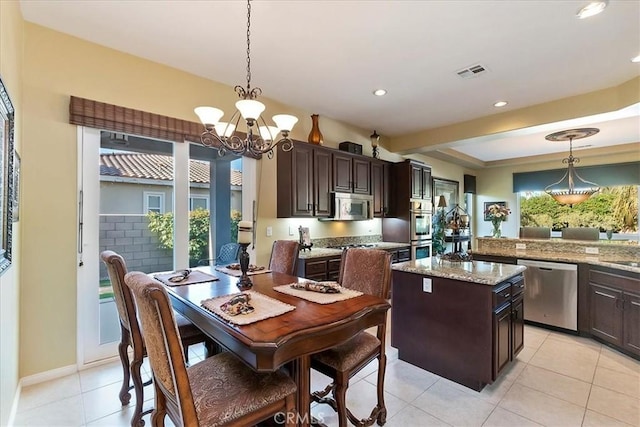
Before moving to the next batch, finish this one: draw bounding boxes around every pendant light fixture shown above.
[194,0,298,159]
[544,128,600,207]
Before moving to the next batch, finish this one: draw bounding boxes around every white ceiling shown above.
[19,0,640,165]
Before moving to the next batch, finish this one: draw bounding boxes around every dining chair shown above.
[197,242,241,266]
[269,240,300,275]
[124,271,297,427]
[310,248,392,427]
[100,250,214,427]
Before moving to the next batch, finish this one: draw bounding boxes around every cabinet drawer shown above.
[327,271,340,281]
[511,276,525,297]
[397,248,411,262]
[328,258,341,272]
[493,283,512,308]
[305,260,328,275]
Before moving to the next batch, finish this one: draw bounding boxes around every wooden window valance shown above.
[69,96,203,143]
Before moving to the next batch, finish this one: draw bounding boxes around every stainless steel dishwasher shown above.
[517,259,578,331]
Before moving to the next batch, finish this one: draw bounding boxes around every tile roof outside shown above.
[100,153,241,185]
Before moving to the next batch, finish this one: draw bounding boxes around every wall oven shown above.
[411,241,432,261]
[410,200,432,241]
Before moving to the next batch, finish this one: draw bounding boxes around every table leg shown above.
[293,355,311,427]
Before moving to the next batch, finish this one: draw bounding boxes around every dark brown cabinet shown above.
[297,255,341,281]
[492,275,525,379]
[277,143,331,218]
[371,161,390,217]
[589,267,640,357]
[392,269,524,391]
[411,163,431,200]
[332,152,371,195]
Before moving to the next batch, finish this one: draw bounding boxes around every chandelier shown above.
[194,0,297,159]
[544,128,600,207]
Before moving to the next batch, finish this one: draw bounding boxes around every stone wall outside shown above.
[99,214,172,279]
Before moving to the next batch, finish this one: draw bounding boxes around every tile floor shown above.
[14,324,640,427]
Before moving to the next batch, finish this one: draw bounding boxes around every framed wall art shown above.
[432,177,459,210]
[12,152,20,222]
[0,76,15,274]
[484,201,508,221]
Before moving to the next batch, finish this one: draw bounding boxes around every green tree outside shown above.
[520,186,638,233]
[148,209,243,267]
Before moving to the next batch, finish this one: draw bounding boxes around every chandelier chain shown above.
[245,0,252,91]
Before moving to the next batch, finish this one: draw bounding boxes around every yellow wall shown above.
[0,1,23,424]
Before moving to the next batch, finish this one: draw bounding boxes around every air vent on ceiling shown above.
[456,64,488,79]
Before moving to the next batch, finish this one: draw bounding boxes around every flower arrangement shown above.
[485,203,510,238]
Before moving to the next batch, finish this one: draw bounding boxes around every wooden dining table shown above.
[160,266,391,427]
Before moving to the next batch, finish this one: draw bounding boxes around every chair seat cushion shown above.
[174,311,205,340]
[312,331,380,371]
[187,352,296,426]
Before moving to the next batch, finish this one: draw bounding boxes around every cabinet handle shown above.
[503,293,510,299]
[594,290,616,299]
[307,203,312,210]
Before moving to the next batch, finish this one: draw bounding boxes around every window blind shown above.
[513,161,640,192]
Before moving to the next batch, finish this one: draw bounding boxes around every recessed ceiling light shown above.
[494,101,508,108]
[632,55,640,63]
[373,89,387,97]
[576,1,608,19]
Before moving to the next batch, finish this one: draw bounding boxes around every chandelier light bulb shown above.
[272,114,298,133]
[194,106,224,128]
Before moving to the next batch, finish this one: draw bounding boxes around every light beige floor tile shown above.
[481,407,543,427]
[82,381,132,423]
[18,373,82,412]
[355,358,379,379]
[412,379,496,426]
[312,378,406,427]
[528,338,599,382]
[473,375,516,406]
[523,324,550,337]
[598,346,640,376]
[593,365,640,400]
[364,359,439,403]
[385,404,452,426]
[523,329,547,350]
[79,360,124,393]
[14,394,85,427]
[546,330,602,351]
[516,365,591,407]
[501,360,527,383]
[582,409,636,427]
[515,345,538,363]
[499,383,585,426]
[587,385,640,426]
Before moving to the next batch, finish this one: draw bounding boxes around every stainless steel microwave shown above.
[322,192,374,221]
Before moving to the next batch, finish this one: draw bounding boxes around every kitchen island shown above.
[391,258,526,391]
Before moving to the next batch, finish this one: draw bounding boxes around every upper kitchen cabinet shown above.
[371,160,391,217]
[332,152,371,195]
[277,142,332,218]
[411,162,432,200]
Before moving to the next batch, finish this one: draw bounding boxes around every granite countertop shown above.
[392,258,526,286]
[472,249,640,274]
[298,241,410,259]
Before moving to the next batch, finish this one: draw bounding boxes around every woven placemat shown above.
[201,290,295,325]
[154,270,219,287]
[273,283,363,304]
[215,266,272,277]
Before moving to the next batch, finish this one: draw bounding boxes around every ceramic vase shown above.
[308,114,324,145]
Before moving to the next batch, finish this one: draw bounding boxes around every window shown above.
[519,185,639,240]
[190,196,209,211]
[144,192,165,213]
